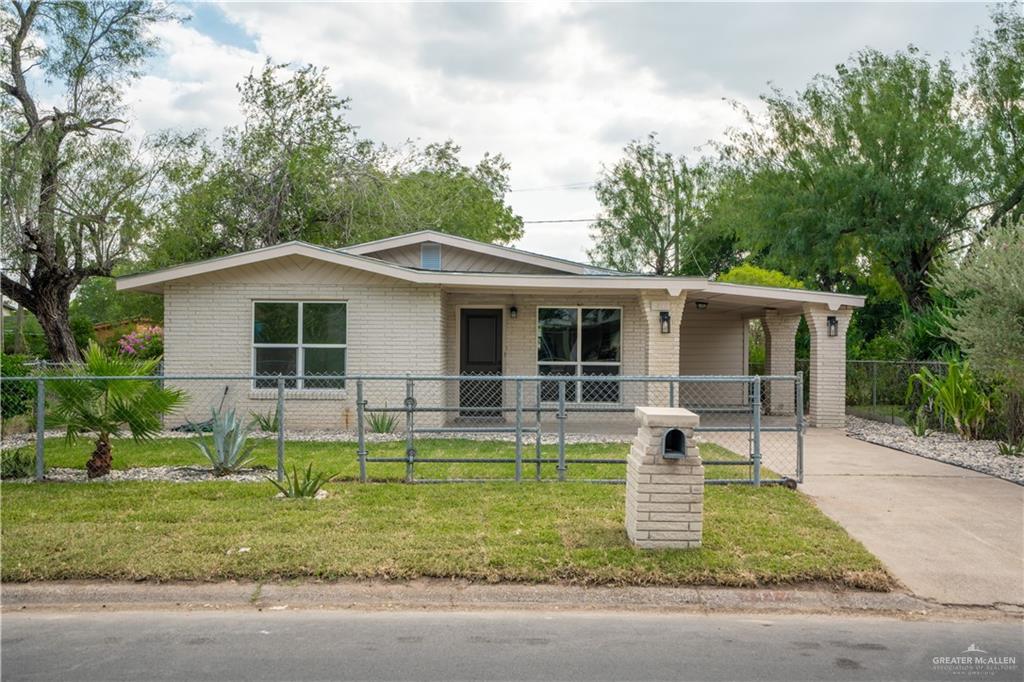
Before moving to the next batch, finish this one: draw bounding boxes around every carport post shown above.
[276,377,285,482]
[752,376,762,487]
[35,377,45,481]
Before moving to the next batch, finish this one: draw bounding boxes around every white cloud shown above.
[120,1,988,262]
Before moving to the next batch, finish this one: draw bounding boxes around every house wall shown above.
[162,255,444,430]
[369,243,564,274]
[679,312,747,406]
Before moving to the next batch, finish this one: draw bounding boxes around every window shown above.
[420,243,442,270]
[253,301,347,389]
[538,307,621,402]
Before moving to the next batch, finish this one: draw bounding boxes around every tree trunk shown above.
[86,437,113,479]
[34,284,82,363]
[13,301,27,354]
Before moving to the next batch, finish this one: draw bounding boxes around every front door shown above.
[459,308,502,417]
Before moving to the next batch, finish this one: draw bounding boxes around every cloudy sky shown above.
[128,1,993,261]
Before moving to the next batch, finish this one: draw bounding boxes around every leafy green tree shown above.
[1,1,185,361]
[48,341,184,477]
[69,276,163,326]
[969,4,1024,233]
[715,48,981,311]
[588,134,738,276]
[150,64,523,266]
[935,217,1024,395]
[717,263,804,289]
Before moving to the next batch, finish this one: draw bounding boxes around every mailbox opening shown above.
[662,428,686,460]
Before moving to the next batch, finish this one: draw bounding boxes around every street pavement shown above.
[3,609,1022,681]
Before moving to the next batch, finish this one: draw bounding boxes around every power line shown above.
[509,181,594,193]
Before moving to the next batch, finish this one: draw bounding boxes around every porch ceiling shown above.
[684,292,805,318]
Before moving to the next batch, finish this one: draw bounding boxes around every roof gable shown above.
[342,230,621,275]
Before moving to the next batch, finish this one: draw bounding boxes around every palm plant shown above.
[47,341,185,478]
[191,406,257,475]
[907,357,991,440]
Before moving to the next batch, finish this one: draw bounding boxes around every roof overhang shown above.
[116,240,865,310]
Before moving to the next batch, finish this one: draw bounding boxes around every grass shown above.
[0,481,889,589]
[31,436,766,482]
[0,437,890,590]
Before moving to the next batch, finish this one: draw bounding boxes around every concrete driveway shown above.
[800,429,1024,607]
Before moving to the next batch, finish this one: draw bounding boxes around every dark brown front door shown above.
[459,309,502,417]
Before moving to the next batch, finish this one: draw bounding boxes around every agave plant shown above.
[47,341,185,478]
[907,357,991,440]
[191,406,257,475]
[267,463,334,498]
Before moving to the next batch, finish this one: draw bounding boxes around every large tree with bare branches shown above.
[1,0,174,361]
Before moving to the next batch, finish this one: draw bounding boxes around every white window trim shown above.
[251,300,347,391]
[537,305,623,404]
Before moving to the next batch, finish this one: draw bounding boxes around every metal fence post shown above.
[669,380,676,408]
[356,379,367,483]
[751,375,762,487]
[871,361,878,411]
[405,376,415,483]
[276,377,285,482]
[514,379,523,483]
[35,377,45,482]
[795,374,804,484]
[557,380,567,482]
[534,382,542,481]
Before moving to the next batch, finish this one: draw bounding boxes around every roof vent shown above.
[420,243,442,270]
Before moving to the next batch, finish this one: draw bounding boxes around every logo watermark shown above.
[932,644,1018,677]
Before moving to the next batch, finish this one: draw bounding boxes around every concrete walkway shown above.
[801,429,1024,607]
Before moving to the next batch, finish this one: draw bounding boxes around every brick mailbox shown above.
[626,406,704,549]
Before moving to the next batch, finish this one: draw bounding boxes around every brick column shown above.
[803,304,853,428]
[762,310,801,415]
[626,407,703,549]
[639,292,687,406]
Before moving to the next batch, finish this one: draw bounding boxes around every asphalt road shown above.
[2,610,1021,681]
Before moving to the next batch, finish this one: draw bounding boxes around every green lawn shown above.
[2,436,887,588]
[1,481,889,589]
[31,436,763,482]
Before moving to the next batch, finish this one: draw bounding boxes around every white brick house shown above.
[117,231,864,429]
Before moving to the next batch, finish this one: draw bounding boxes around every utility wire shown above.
[522,218,599,224]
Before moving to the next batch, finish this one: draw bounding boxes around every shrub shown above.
[267,463,333,498]
[1,354,36,419]
[368,409,398,434]
[116,325,164,360]
[47,341,185,478]
[250,407,279,432]
[1,447,34,479]
[191,406,256,475]
[907,357,990,440]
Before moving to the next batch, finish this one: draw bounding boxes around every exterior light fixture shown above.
[695,300,708,310]
[659,311,671,333]
[509,306,518,320]
[827,315,839,337]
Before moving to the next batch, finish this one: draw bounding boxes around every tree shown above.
[935,217,1024,395]
[150,64,523,266]
[1,0,176,361]
[588,134,737,276]
[48,341,184,477]
[716,48,979,312]
[717,263,804,289]
[969,4,1024,233]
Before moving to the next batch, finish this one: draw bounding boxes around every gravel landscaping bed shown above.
[1,427,632,452]
[20,466,274,484]
[846,415,1023,485]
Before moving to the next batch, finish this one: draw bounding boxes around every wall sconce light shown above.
[695,300,708,310]
[509,306,518,320]
[659,311,671,334]
[827,315,839,337]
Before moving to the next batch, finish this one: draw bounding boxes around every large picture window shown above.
[538,307,621,403]
[253,301,347,389]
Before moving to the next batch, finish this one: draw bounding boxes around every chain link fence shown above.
[1,373,803,486]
